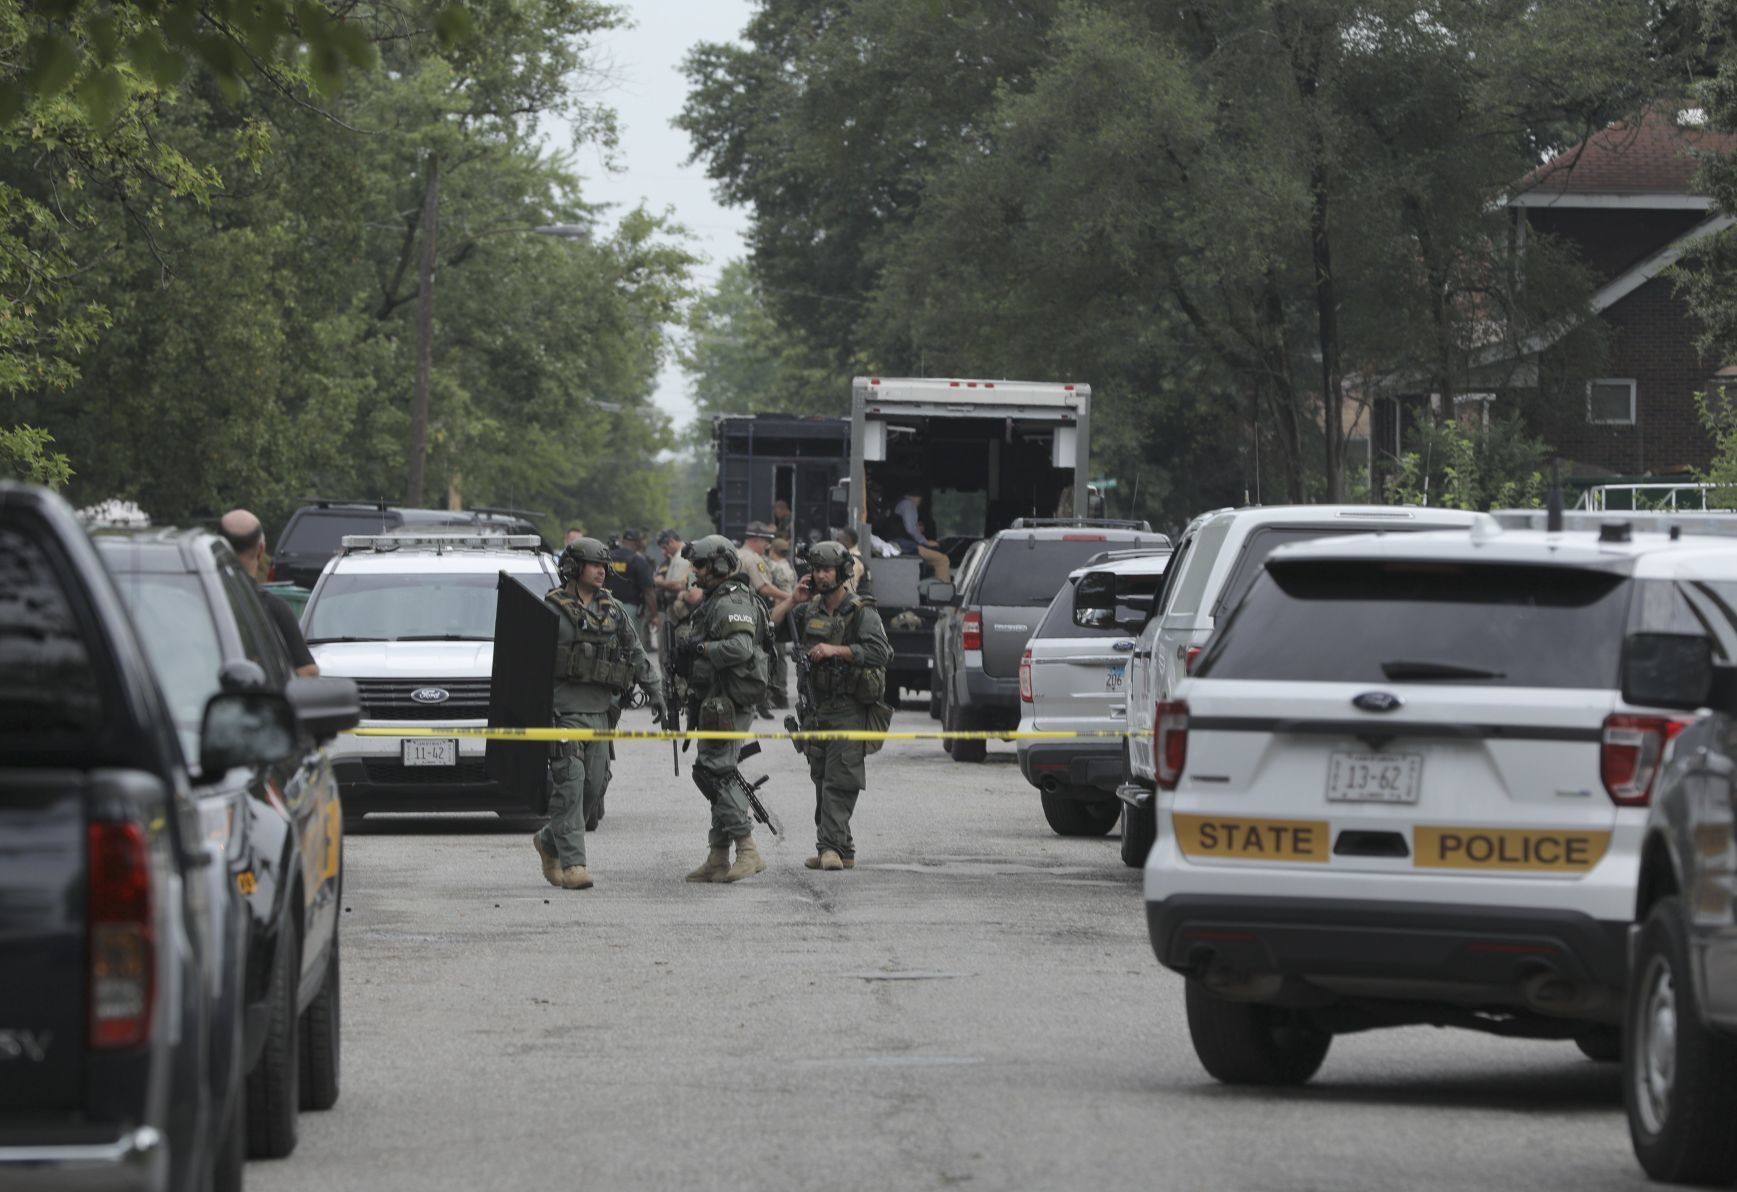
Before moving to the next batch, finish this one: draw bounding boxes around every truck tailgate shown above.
[0,772,86,1113]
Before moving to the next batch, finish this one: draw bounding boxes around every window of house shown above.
[1587,379,1637,425]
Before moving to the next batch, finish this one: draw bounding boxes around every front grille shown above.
[358,758,492,785]
[353,678,490,720]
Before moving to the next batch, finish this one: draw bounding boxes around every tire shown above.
[1184,980,1331,1086]
[298,932,341,1111]
[212,1087,245,1192]
[1574,1027,1620,1063]
[939,696,955,757]
[928,686,942,720]
[1626,895,1737,1184]
[1041,789,1119,837]
[1120,797,1157,868]
[246,919,300,1159]
[948,701,986,764]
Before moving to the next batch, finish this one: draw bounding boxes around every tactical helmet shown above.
[805,539,854,585]
[683,534,740,581]
[558,536,611,583]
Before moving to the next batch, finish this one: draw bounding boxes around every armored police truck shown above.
[707,413,851,547]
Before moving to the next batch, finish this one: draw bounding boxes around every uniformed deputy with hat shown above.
[671,534,774,883]
[771,540,892,870]
[532,537,667,890]
[734,520,790,720]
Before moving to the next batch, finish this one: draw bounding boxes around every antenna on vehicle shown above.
[1545,459,1564,533]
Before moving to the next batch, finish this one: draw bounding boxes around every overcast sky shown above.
[540,0,757,432]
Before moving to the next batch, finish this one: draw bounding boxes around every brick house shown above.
[1369,106,1737,484]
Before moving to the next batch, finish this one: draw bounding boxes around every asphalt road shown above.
[250,706,1652,1192]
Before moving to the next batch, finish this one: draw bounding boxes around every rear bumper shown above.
[1017,739,1121,796]
[0,1127,165,1192]
[962,668,1020,718]
[1148,894,1628,1023]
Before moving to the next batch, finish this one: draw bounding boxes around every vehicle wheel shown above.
[1184,980,1331,1086]
[246,920,300,1159]
[1574,1027,1620,1063]
[298,933,340,1111]
[1626,895,1737,1184]
[1041,789,1118,837]
[940,697,955,757]
[928,686,941,720]
[1120,798,1157,868]
[948,702,986,764]
[212,1086,245,1192]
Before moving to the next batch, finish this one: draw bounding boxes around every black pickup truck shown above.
[0,483,340,1191]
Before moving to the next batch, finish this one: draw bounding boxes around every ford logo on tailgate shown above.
[1352,691,1403,713]
[411,687,451,705]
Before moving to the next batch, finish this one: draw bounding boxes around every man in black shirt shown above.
[605,527,658,651]
[219,509,320,677]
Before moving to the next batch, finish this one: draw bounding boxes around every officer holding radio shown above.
[532,536,666,891]
[771,540,891,871]
[670,534,774,884]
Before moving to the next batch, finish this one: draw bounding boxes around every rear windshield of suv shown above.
[1037,572,1166,638]
[1208,523,1469,619]
[978,537,1164,606]
[281,510,399,555]
[1196,561,1630,688]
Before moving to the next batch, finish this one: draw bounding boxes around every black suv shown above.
[1623,629,1737,1185]
[272,500,546,588]
[931,519,1169,762]
[98,529,359,1161]
[0,483,327,1191]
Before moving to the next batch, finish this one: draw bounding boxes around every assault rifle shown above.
[660,620,684,775]
[782,638,815,754]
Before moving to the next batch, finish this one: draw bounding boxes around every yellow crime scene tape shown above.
[348,726,1149,743]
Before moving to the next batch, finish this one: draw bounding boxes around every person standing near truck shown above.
[772,540,892,871]
[735,520,791,718]
[533,536,666,891]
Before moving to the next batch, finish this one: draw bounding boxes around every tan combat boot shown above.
[558,865,593,890]
[686,845,731,883]
[804,853,823,870]
[716,834,767,882]
[841,856,856,869]
[819,850,844,871]
[532,834,561,888]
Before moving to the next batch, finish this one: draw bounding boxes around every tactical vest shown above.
[547,588,634,691]
[685,579,770,704]
[799,594,886,705]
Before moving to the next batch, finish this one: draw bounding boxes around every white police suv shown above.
[1144,519,1737,1085]
[301,532,558,823]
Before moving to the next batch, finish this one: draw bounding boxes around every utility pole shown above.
[407,153,440,507]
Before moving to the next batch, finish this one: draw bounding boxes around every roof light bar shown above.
[340,533,542,553]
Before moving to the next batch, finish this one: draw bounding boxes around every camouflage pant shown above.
[538,709,610,868]
[806,702,867,860]
[694,703,755,848]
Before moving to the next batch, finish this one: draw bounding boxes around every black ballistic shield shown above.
[487,571,558,813]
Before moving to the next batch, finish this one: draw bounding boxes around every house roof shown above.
[1512,105,1737,206]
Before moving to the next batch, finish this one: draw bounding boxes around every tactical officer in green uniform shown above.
[771,540,892,871]
[671,535,773,883]
[532,537,667,890]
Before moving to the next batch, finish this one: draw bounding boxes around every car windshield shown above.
[978,538,1162,606]
[1037,572,1165,639]
[306,570,544,641]
[110,572,223,761]
[283,510,398,555]
[1196,561,1631,689]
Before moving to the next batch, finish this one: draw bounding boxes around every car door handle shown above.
[1110,705,1126,717]
[1134,651,1151,659]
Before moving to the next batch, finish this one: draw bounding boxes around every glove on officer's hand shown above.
[654,699,673,728]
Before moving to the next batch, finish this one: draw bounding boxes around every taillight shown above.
[266,561,278,581]
[88,822,154,1049]
[961,611,982,652]
[1156,699,1189,791]
[1019,650,1033,702]
[1184,645,1202,674]
[1600,714,1691,807]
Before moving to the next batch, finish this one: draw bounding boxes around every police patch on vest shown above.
[727,613,753,623]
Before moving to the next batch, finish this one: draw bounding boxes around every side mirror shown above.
[285,676,362,744]
[199,691,298,779]
[1113,595,1154,631]
[923,581,956,606]
[218,658,270,693]
[1621,632,1715,711]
